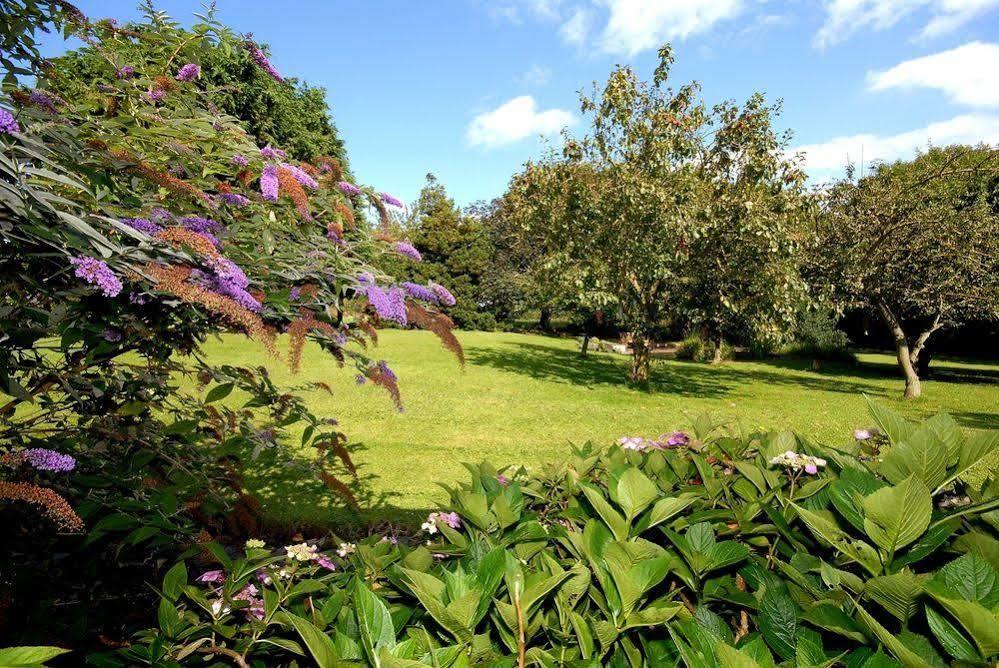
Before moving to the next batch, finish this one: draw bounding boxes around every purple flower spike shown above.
[232,154,249,167]
[381,192,404,208]
[116,65,135,79]
[246,42,284,82]
[338,181,362,197]
[281,163,318,189]
[24,448,76,472]
[430,283,456,307]
[400,282,437,303]
[220,193,251,207]
[260,164,279,201]
[393,241,422,262]
[0,109,20,135]
[120,217,161,236]
[70,256,122,297]
[175,63,201,81]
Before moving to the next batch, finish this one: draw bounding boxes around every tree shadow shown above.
[466,340,889,398]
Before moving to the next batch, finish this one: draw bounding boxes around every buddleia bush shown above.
[112,402,997,666]
[0,1,460,648]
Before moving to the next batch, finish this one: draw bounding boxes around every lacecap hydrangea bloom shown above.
[769,450,827,475]
[285,542,318,561]
[422,511,461,533]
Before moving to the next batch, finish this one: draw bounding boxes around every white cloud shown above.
[517,64,553,87]
[794,114,999,178]
[489,0,563,23]
[598,0,742,56]
[867,42,999,108]
[467,96,575,148]
[560,7,592,45]
[814,0,999,48]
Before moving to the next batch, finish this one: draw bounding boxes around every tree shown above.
[506,46,810,382]
[812,145,999,398]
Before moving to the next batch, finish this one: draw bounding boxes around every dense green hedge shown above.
[97,402,997,667]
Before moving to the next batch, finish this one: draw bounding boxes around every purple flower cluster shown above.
[220,192,251,207]
[430,283,456,306]
[260,164,279,201]
[204,257,260,312]
[102,328,122,342]
[175,63,201,81]
[338,181,362,197]
[150,207,172,222]
[376,360,396,381]
[247,42,284,82]
[281,163,318,189]
[400,282,437,302]
[259,145,286,160]
[70,256,122,297]
[618,431,690,452]
[364,285,407,325]
[393,241,422,262]
[120,217,161,236]
[182,216,223,236]
[381,192,404,208]
[24,448,76,472]
[0,108,20,135]
[144,88,166,103]
[116,65,135,79]
[29,90,58,114]
[232,154,249,167]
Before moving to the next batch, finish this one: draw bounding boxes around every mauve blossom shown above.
[769,450,826,475]
[24,448,76,472]
[401,282,437,303]
[316,555,336,570]
[430,283,456,306]
[196,570,225,584]
[260,164,279,201]
[102,328,122,342]
[232,154,249,167]
[393,241,421,261]
[116,65,135,79]
[220,193,251,207]
[70,256,122,297]
[376,360,396,382]
[497,474,509,486]
[259,145,280,160]
[0,109,20,135]
[246,42,284,82]
[853,428,873,440]
[338,181,362,196]
[175,63,200,81]
[281,163,318,189]
[28,90,58,114]
[120,217,160,236]
[143,88,165,103]
[355,374,367,385]
[381,192,404,208]
[666,431,689,446]
[364,285,407,325]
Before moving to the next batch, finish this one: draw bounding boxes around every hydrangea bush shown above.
[103,402,997,666]
[0,0,460,648]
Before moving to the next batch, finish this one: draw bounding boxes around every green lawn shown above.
[200,330,999,527]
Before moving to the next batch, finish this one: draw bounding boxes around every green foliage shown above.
[784,309,855,362]
[114,404,998,665]
[676,335,734,363]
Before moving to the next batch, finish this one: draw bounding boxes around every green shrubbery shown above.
[784,311,856,364]
[98,402,998,666]
[676,335,734,363]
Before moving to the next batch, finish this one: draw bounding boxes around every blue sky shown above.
[40,1,999,207]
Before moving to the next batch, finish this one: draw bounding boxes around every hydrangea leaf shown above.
[862,476,932,554]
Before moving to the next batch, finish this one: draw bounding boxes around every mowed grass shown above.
[197,330,999,527]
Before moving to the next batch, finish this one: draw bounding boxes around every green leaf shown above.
[880,425,948,490]
[715,641,763,668]
[801,603,867,643]
[925,580,999,657]
[938,553,997,604]
[853,600,933,668]
[644,493,698,530]
[162,561,187,601]
[862,476,932,554]
[613,467,660,520]
[0,647,71,667]
[758,587,797,660]
[204,382,234,404]
[865,398,914,446]
[581,484,629,541]
[942,431,999,492]
[792,504,881,575]
[277,612,340,668]
[925,606,978,662]
[864,570,925,623]
[354,580,396,666]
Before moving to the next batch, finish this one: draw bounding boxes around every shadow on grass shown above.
[467,340,890,398]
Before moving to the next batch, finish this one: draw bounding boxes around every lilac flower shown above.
[24,448,76,472]
[197,570,225,584]
[497,474,509,486]
[338,181,362,196]
[0,108,20,135]
[129,291,149,305]
[246,42,284,82]
[421,511,461,533]
[232,154,249,167]
[102,328,122,342]
[281,163,318,189]
[393,241,422,262]
[381,192,404,208]
[316,555,336,570]
[120,217,160,236]
[259,145,280,160]
[665,431,689,446]
[853,428,873,441]
[149,208,172,222]
[29,90,58,114]
[364,285,407,325]
[199,258,261,312]
[116,65,135,79]
[376,360,396,382]
[430,283,456,307]
[220,193,251,207]
[182,216,223,236]
[439,511,461,529]
[289,286,301,300]
[143,88,165,103]
[70,256,122,297]
[401,282,437,303]
[355,374,367,385]
[326,228,345,245]
[260,164,279,201]
[175,63,201,81]
[769,450,827,475]
[618,436,649,451]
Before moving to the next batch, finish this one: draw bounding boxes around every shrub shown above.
[105,402,998,666]
[677,335,734,363]
[786,310,856,363]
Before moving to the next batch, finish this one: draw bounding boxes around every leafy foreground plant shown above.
[101,401,997,667]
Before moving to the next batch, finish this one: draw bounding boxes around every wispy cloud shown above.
[867,41,999,108]
[595,0,742,56]
[560,6,592,45]
[794,114,999,178]
[814,0,999,49]
[517,64,553,87]
[467,95,575,148]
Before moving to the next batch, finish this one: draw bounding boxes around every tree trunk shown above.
[580,333,591,356]
[630,335,651,384]
[879,303,921,399]
[538,307,552,332]
[711,338,725,365]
